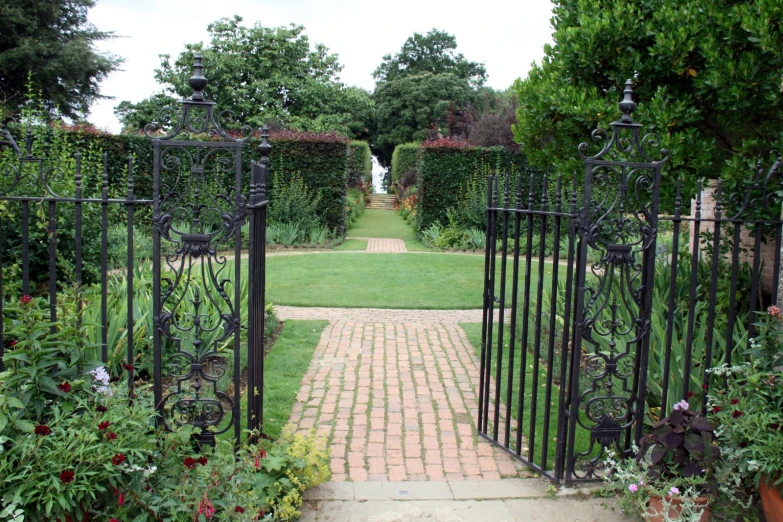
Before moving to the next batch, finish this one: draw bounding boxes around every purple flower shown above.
[673,400,689,411]
[628,484,639,493]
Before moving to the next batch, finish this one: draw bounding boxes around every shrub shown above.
[347,141,372,186]
[390,142,420,183]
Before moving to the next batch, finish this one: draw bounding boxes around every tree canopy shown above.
[0,0,121,120]
[513,0,783,204]
[371,29,487,165]
[117,16,373,137]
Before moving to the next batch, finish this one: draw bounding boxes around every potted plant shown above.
[605,400,721,521]
[708,305,783,522]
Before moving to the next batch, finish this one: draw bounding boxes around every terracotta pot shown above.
[759,475,783,522]
[647,494,710,522]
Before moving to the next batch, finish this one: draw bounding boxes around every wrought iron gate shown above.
[479,81,670,483]
[148,55,269,446]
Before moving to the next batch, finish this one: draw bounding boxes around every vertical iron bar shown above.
[748,225,763,339]
[701,182,722,413]
[514,174,535,454]
[504,175,523,448]
[22,200,29,295]
[492,175,510,441]
[482,176,500,433]
[126,156,135,398]
[48,201,57,332]
[152,144,163,424]
[541,175,563,472]
[661,179,682,416]
[773,224,782,302]
[74,153,83,304]
[724,223,742,375]
[234,147,242,444]
[528,174,548,462]
[554,177,578,482]
[682,180,702,400]
[478,175,494,432]
[100,154,109,363]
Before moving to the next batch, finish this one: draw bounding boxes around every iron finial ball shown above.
[257,125,272,157]
[618,79,636,123]
[189,53,208,101]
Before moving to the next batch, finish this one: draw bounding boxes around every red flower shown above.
[235,506,245,513]
[34,425,51,436]
[106,432,117,440]
[122,363,134,372]
[732,410,743,418]
[197,456,208,466]
[112,453,126,465]
[110,519,118,522]
[259,448,267,459]
[711,406,722,413]
[98,421,111,431]
[59,470,75,484]
[8,340,17,347]
[770,423,780,431]
[701,384,708,390]
[254,456,260,468]
[96,405,107,413]
[730,399,739,405]
[20,295,32,305]
[686,391,694,399]
[184,457,197,469]
[57,382,71,393]
[259,509,265,517]
[118,491,124,506]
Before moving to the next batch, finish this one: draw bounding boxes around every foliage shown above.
[512,0,783,213]
[390,142,420,184]
[268,170,320,233]
[113,93,179,134]
[347,141,372,186]
[0,0,121,120]
[345,187,366,227]
[709,308,783,489]
[143,16,372,137]
[464,89,520,152]
[371,29,486,166]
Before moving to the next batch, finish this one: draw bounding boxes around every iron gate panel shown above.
[148,55,269,446]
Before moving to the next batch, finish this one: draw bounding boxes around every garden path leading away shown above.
[279,209,623,520]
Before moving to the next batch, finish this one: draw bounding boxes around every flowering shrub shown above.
[0,296,330,521]
[708,306,783,490]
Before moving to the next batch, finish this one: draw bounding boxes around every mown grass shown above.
[265,253,558,309]
[460,322,590,471]
[346,209,430,251]
[333,239,368,251]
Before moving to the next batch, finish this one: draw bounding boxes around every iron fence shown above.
[479,80,783,484]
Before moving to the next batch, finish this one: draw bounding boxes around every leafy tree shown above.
[0,0,121,120]
[113,93,179,133]
[513,0,783,210]
[371,29,486,165]
[140,16,372,137]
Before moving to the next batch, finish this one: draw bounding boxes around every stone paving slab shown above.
[304,479,550,501]
[276,306,510,324]
[299,497,627,522]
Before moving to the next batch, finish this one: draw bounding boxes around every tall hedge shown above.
[390,142,420,183]
[13,127,350,233]
[347,140,372,185]
[416,141,538,232]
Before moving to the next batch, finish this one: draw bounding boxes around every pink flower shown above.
[768,305,781,318]
[20,295,32,305]
[673,400,689,411]
[669,487,680,496]
[628,484,638,493]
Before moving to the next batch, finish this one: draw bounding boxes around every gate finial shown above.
[189,53,208,101]
[618,79,636,123]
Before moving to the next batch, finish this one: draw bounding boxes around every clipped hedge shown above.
[416,141,539,232]
[390,142,420,183]
[347,141,372,185]
[14,127,350,233]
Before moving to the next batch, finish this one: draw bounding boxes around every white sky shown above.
[87,0,555,133]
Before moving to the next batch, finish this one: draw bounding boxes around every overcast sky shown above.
[87,0,555,133]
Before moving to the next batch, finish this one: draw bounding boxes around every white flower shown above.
[673,400,689,411]
[748,460,760,472]
[89,367,112,396]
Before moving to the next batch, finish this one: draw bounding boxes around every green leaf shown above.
[13,420,34,433]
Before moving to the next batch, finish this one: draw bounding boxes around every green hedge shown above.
[390,143,420,183]
[416,143,539,232]
[14,128,350,233]
[347,141,372,185]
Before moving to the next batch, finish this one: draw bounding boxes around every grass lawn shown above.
[265,253,558,309]
[346,209,430,251]
[334,239,368,251]
[460,322,590,470]
[262,320,328,439]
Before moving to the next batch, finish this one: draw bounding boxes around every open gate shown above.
[478,81,669,484]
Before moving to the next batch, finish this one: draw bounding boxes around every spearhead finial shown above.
[189,53,208,101]
[257,125,272,157]
[618,79,636,123]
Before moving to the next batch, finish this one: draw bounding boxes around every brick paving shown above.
[284,312,528,482]
[366,238,407,252]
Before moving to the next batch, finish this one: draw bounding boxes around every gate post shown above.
[564,80,670,483]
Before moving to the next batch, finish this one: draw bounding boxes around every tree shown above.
[0,0,121,120]
[513,0,783,209]
[138,16,372,137]
[371,29,486,165]
[113,93,179,133]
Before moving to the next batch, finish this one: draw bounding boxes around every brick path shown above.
[283,310,528,482]
[366,238,407,252]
